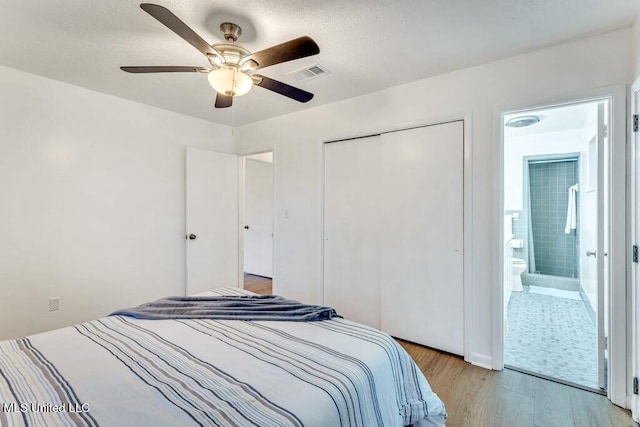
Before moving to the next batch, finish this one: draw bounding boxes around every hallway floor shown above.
[504,287,599,390]
[243,273,272,295]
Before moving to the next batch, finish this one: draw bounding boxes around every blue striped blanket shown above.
[0,288,447,426]
[110,295,342,321]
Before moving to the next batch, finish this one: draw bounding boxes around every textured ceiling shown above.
[1,0,639,126]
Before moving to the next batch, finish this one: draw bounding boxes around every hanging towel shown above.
[565,184,578,234]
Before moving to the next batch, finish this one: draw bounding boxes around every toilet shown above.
[510,258,527,292]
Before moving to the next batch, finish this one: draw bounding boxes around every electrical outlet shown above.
[49,297,60,312]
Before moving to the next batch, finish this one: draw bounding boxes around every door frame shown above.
[493,85,628,407]
[238,150,276,290]
[319,114,475,364]
[630,79,640,421]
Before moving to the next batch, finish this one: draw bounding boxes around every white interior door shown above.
[186,148,238,295]
[244,158,274,278]
[582,103,607,390]
[596,102,607,390]
[379,122,464,355]
[324,135,381,328]
[580,137,598,329]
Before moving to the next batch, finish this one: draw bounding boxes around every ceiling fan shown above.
[121,3,320,108]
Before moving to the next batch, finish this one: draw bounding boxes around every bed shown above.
[0,287,446,426]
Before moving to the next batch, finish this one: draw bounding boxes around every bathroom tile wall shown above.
[528,160,578,278]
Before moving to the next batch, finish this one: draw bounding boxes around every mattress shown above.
[0,287,446,426]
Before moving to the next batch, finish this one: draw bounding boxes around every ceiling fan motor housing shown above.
[220,22,242,42]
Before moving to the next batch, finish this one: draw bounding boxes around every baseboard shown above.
[470,353,493,370]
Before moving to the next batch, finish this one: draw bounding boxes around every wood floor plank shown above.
[502,368,537,398]
[485,387,535,427]
[532,374,574,427]
[243,273,272,295]
[568,386,635,427]
[397,339,631,427]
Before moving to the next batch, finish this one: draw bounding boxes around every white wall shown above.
[0,66,232,341]
[234,29,632,366]
[633,14,640,80]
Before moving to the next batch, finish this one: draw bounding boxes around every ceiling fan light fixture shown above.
[207,68,253,97]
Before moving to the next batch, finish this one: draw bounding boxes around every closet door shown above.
[324,136,381,328]
[380,121,464,355]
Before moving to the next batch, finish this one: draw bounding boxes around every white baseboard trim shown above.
[626,395,635,415]
[470,353,493,370]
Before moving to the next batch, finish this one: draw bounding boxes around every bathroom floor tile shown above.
[504,291,598,390]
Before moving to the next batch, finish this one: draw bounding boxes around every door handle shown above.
[586,250,596,257]
[187,234,197,240]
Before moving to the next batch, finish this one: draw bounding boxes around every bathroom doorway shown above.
[502,100,609,392]
[241,152,274,292]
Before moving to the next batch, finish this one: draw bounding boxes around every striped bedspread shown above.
[0,288,446,426]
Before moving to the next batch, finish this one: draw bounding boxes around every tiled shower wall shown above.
[528,159,578,278]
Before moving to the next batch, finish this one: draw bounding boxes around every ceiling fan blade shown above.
[253,75,313,103]
[242,37,319,70]
[140,4,219,58]
[120,66,209,73]
[215,94,233,108]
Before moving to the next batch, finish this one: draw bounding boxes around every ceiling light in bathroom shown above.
[505,115,540,128]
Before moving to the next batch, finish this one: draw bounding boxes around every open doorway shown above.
[241,152,274,295]
[502,100,609,392]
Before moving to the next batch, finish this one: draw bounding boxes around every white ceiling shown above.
[245,152,273,163]
[1,0,639,126]
[504,102,597,137]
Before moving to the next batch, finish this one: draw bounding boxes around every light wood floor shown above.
[243,279,633,426]
[398,339,632,427]
[243,273,272,295]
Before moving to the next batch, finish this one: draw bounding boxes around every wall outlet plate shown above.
[49,297,60,312]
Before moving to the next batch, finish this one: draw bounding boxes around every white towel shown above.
[565,184,578,234]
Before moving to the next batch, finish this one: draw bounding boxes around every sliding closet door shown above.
[324,136,381,328]
[380,122,464,355]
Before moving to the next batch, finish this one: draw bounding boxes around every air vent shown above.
[286,63,329,82]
